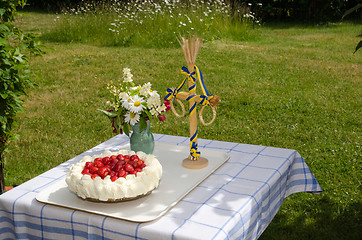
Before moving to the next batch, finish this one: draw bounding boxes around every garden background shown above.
[1,0,361,239]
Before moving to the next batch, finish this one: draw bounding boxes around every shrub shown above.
[0,0,44,193]
[240,0,361,22]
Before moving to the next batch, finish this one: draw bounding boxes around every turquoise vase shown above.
[130,121,154,154]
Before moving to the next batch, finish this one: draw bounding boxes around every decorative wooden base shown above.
[182,157,208,169]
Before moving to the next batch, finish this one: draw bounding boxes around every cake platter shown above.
[36,142,229,222]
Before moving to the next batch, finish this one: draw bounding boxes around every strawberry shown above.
[102,157,111,165]
[118,169,126,177]
[114,162,123,172]
[130,155,140,162]
[111,158,119,165]
[94,161,104,168]
[110,175,119,182]
[123,155,130,162]
[81,168,90,175]
[137,160,144,166]
[118,159,126,166]
[124,163,134,173]
[109,162,116,170]
[84,162,93,169]
[91,174,100,179]
[109,170,117,177]
[131,161,138,168]
[89,166,98,174]
[98,166,110,179]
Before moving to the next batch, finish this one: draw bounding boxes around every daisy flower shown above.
[130,85,141,91]
[122,95,133,110]
[124,112,140,125]
[119,92,129,101]
[148,90,160,99]
[129,95,145,113]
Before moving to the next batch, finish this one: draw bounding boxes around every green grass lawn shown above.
[5,11,361,239]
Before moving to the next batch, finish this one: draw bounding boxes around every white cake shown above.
[65,150,162,202]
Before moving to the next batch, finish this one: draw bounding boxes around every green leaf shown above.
[0,38,7,46]
[342,4,362,19]
[353,40,362,54]
[0,9,6,17]
[13,48,24,63]
[123,123,130,136]
[0,116,7,131]
[0,92,8,99]
[139,117,147,132]
[144,109,152,121]
[97,109,117,118]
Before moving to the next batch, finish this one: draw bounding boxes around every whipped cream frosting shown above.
[66,150,162,201]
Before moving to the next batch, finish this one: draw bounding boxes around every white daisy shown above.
[129,95,145,113]
[130,85,141,91]
[119,92,129,101]
[124,112,140,125]
[148,89,159,97]
[148,90,160,100]
[122,95,133,110]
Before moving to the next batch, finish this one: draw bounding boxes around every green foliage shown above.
[353,40,362,54]
[240,0,361,22]
[342,3,362,20]
[0,0,43,153]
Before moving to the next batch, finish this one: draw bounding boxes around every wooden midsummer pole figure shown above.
[165,36,220,169]
[181,37,206,169]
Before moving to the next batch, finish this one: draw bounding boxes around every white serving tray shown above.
[36,142,229,222]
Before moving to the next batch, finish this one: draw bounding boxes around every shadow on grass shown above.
[260,195,361,240]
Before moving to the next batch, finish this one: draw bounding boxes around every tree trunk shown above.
[0,153,5,194]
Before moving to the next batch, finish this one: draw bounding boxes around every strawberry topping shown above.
[82,154,147,181]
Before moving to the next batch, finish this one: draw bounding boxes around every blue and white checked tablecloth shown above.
[0,134,322,240]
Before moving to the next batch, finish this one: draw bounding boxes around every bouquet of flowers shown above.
[99,67,170,135]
